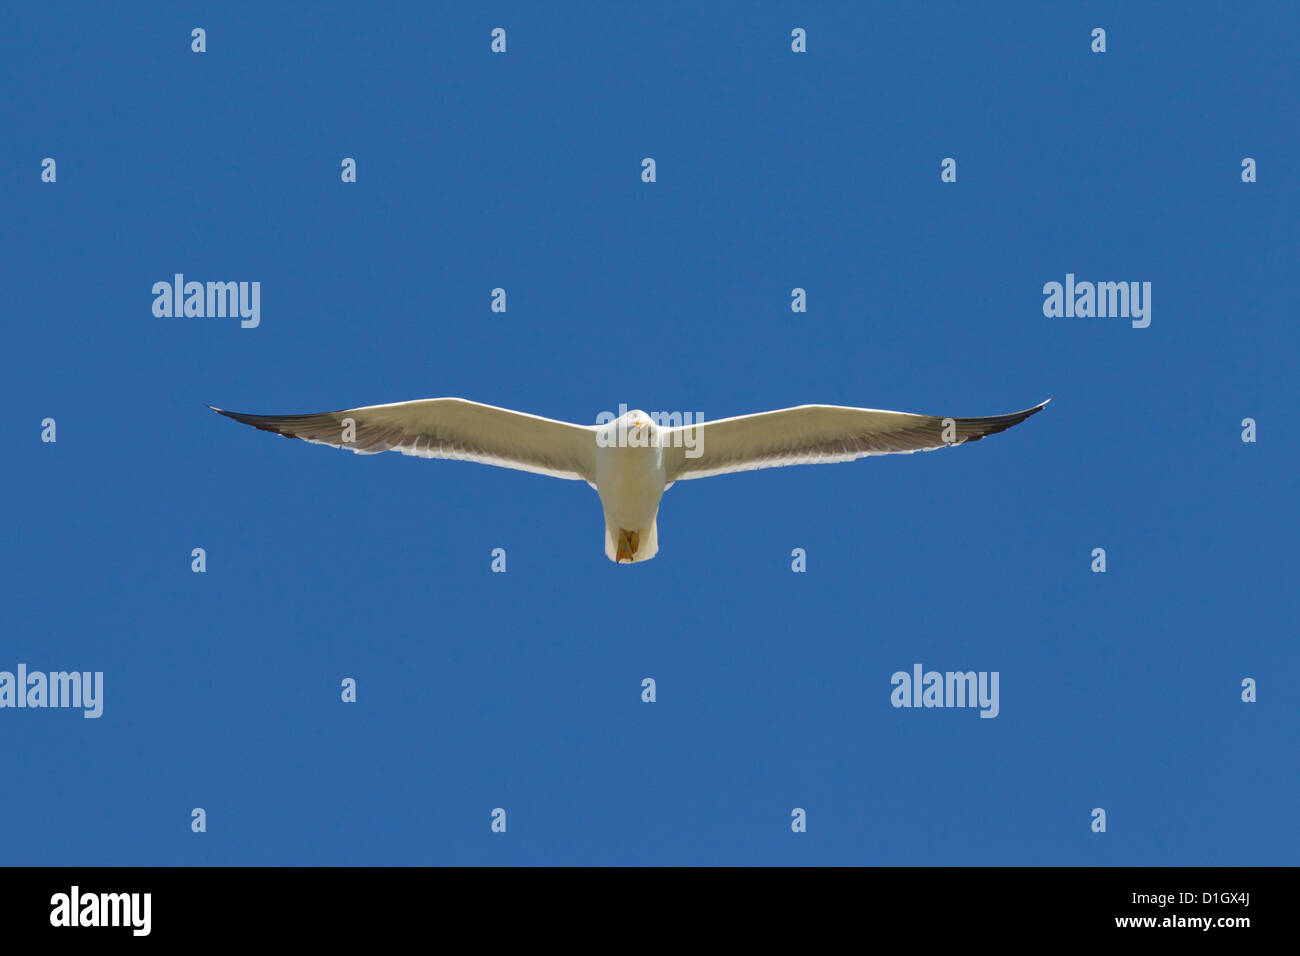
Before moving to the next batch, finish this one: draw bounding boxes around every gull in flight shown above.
[211,397,1050,564]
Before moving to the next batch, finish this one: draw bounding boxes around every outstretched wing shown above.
[662,398,1050,481]
[211,398,598,481]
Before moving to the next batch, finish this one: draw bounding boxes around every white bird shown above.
[211,397,1050,564]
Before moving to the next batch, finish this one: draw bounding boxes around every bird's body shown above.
[211,397,1050,564]
[594,415,667,563]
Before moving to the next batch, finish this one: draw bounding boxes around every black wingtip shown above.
[209,406,268,429]
[961,398,1052,444]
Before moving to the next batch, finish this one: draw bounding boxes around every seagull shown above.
[211,397,1050,564]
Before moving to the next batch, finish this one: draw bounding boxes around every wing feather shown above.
[662,398,1050,481]
[211,398,597,481]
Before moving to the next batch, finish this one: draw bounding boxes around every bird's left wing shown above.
[211,398,597,481]
[662,398,1050,481]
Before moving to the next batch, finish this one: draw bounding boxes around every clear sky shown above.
[4,2,1296,865]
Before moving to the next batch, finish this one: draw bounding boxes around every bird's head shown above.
[596,409,656,448]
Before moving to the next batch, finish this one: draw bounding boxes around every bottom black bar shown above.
[0,866,1281,941]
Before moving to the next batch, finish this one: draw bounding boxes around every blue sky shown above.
[3,2,1296,865]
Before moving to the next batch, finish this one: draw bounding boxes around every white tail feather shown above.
[604,515,660,564]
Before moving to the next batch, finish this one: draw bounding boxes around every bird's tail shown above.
[604,515,659,564]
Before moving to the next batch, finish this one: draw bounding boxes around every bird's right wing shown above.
[662,399,1050,481]
[211,398,598,482]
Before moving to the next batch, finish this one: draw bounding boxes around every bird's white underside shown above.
[212,396,1050,563]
